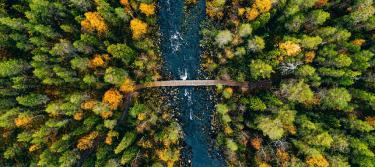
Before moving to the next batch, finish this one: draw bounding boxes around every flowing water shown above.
[158,0,226,166]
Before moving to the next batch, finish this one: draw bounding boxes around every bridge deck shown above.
[135,80,272,90]
[136,80,248,89]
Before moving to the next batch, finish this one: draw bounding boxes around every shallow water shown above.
[158,0,226,166]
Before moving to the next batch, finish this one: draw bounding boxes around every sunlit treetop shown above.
[81,12,108,35]
[246,0,272,21]
[102,89,123,110]
[130,18,148,40]
[279,41,301,57]
[139,3,156,16]
[120,77,136,93]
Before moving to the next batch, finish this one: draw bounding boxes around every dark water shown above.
[158,0,226,167]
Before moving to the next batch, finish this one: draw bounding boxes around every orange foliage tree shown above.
[81,12,108,35]
[77,131,99,150]
[352,39,366,46]
[102,89,123,110]
[304,51,316,63]
[246,0,272,21]
[119,0,129,6]
[73,111,84,121]
[130,18,148,40]
[105,130,119,145]
[251,137,262,150]
[100,110,113,119]
[120,77,136,93]
[365,116,375,128]
[28,144,40,152]
[90,54,106,68]
[279,41,301,57]
[14,115,32,127]
[81,100,98,110]
[306,155,330,167]
[139,3,155,16]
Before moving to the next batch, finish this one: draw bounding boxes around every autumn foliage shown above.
[306,155,330,167]
[130,18,148,39]
[90,54,106,68]
[103,89,123,110]
[139,3,156,16]
[81,100,97,110]
[81,12,108,35]
[14,116,32,127]
[120,77,136,93]
[77,131,99,150]
[246,0,272,21]
[279,41,301,56]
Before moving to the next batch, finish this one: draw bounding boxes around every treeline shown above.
[202,0,374,166]
[0,0,182,166]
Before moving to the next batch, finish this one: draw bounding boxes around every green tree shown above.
[320,88,351,111]
[104,67,127,86]
[16,93,49,107]
[114,132,136,154]
[279,80,315,105]
[107,44,136,65]
[249,59,273,80]
[0,60,29,77]
[247,36,265,52]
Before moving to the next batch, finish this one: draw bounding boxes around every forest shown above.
[0,0,374,167]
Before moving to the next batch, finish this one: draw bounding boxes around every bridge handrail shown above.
[135,80,271,90]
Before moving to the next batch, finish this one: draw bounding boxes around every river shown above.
[158,0,226,166]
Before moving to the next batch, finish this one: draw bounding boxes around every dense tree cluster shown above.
[0,0,182,166]
[203,0,374,166]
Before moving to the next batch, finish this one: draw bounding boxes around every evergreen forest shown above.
[0,0,374,166]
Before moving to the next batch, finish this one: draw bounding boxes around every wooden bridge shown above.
[135,80,271,90]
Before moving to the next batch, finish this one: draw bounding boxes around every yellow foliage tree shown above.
[100,111,113,119]
[73,111,84,121]
[90,54,106,68]
[352,39,366,46]
[206,1,224,20]
[105,130,119,145]
[103,89,123,110]
[279,41,301,56]
[156,148,180,167]
[306,155,330,167]
[77,131,99,150]
[120,77,136,93]
[259,163,271,167]
[139,3,155,16]
[254,0,272,13]
[29,144,40,152]
[304,51,316,63]
[246,8,260,21]
[81,12,108,35]
[238,8,246,16]
[246,0,272,21]
[81,100,98,110]
[14,115,32,127]
[130,18,148,40]
[365,116,375,128]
